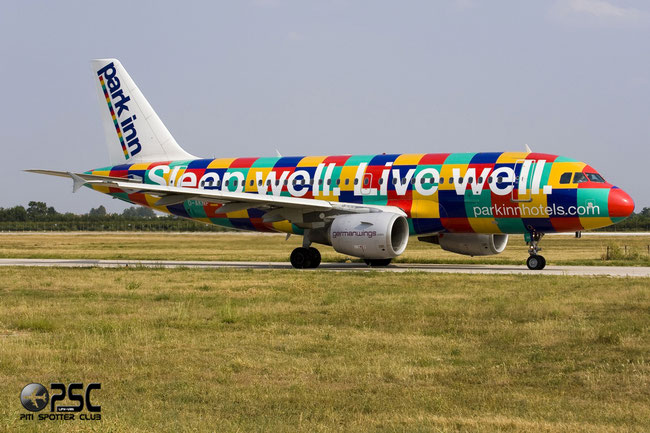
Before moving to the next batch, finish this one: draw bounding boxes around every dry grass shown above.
[0,267,648,432]
[1,232,649,266]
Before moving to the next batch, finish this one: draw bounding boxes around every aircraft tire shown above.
[307,247,321,268]
[527,255,546,270]
[290,247,312,269]
[364,258,392,267]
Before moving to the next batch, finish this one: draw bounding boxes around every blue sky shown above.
[1,0,648,212]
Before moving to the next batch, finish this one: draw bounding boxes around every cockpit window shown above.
[585,173,605,183]
[559,172,572,184]
[573,172,588,183]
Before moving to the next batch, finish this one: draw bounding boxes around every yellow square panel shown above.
[246,168,271,192]
[226,210,249,219]
[496,152,529,164]
[272,220,293,233]
[297,156,327,167]
[580,216,612,230]
[393,154,424,165]
[338,166,358,191]
[411,199,440,219]
[547,162,586,189]
[207,158,236,169]
[129,162,152,171]
[91,185,111,194]
[468,218,501,234]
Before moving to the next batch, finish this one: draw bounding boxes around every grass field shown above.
[1,232,650,266]
[0,267,649,432]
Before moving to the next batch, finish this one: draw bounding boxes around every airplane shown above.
[23,388,48,409]
[28,59,635,270]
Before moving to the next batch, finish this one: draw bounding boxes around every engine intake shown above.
[328,213,409,259]
[419,233,509,256]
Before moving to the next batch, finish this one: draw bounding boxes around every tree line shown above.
[0,201,649,232]
[0,202,229,232]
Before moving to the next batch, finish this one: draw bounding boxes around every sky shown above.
[1,0,648,213]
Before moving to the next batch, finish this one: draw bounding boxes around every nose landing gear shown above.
[526,231,546,270]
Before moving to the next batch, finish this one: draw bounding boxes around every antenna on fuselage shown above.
[524,143,533,153]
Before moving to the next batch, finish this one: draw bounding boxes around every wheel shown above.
[290,247,311,269]
[364,258,392,267]
[526,255,546,270]
[307,247,321,268]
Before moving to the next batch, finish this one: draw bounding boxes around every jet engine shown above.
[420,233,508,256]
[328,213,409,259]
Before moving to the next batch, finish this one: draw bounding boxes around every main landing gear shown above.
[526,231,546,270]
[364,259,392,267]
[290,231,322,269]
[290,247,321,269]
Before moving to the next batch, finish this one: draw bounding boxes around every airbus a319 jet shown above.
[29,59,635,270]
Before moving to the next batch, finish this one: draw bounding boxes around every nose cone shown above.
[608,188,635,218]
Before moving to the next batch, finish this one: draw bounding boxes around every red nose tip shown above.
[608,188,635,218]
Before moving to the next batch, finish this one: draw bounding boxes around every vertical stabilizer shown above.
[91,58,196,165]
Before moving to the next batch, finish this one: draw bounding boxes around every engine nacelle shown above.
[421,233,508,256]
[328,213,409,259]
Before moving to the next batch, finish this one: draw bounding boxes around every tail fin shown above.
[91,59,196,165]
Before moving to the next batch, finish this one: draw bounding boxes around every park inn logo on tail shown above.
[97,62,141,159]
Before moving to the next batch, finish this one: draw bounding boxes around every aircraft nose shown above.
[608,188,635,218]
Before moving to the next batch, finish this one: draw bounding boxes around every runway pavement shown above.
[0,258,648,277]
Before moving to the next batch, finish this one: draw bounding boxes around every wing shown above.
[25,170,407,225]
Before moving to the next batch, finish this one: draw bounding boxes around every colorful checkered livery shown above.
[87,152,634,236]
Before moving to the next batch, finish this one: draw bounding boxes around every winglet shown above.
[68,172,88,193]
[524,143,532,153]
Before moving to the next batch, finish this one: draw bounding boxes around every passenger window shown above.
[344,178,349,185]
[392,178,397,185]
[559,172,572,184]
[378,178,383,185]
[363,178,369,186]
[336,179,341,186]
[326,179,331,185]
[284,180,288,186]
[467,177,473,184]
[440,177,444,184]
[488,177,492,184]
[318,179,323,185]
[573,172,587,183]
[354,178,358,185]
[478,177,483,184]
[458,177,464,184]
[449,177,454,184]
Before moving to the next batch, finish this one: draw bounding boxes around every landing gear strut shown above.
[290,230,321,269]
[526,231,546,270]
